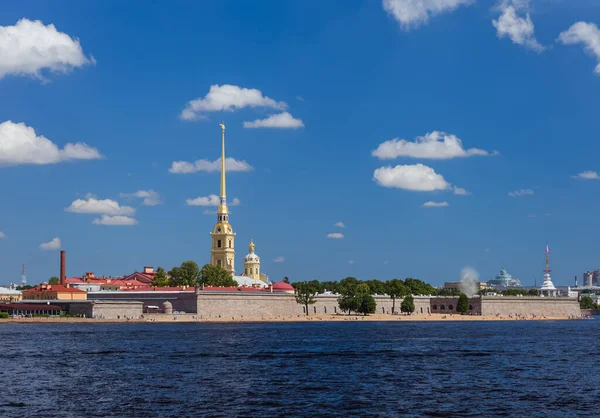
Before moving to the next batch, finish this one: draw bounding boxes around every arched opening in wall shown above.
[449,305,454,311]
[217,240,222,248]
[382,307,385,313]
[420,307,423,313]
[440,305,446,311]
[217,260,221,267]
[245,268,247,275]
[469,305,473,311]
[432,305,437,311]
[229,239,232,248]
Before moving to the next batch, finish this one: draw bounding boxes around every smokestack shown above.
[60,250,66,285]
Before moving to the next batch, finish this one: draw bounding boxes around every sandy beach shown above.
[0,313,581,324]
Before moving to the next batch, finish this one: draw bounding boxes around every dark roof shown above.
[0,303,61,311]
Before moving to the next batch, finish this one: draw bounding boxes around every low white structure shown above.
[539,246,558,297]
[0,287,22,302]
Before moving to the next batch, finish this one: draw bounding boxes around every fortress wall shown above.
[68,301,143,319]
[197,293,300,318]
[480,297,580,317]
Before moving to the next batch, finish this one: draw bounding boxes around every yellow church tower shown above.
[243,239,261,280]
[210,123,236,275]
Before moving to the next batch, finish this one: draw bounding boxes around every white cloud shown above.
[40,237,61,251]
[508,188,534,197]
[186,194,241,206]
[180,84,287,120]
[372,131,496,160]
[453,186,471,195]
[92,215,138,226]
[273,256,285,263]
[383,0,474,31]
[558,22,600,75]
[243,112,304,129]
[493,1,544,52]
[327,233,344,239]
[384,260,389,265]
[120,190,162,206]
[373,163,451,191]
[66,198,136,216]
[349,260,355,265]
[422,201,449,207]
[335,221,345,228]
[573,171,600,180]
[0,232,6,239]
[169,157,253,174]
[0,18,93,81]
[0,121,102,166]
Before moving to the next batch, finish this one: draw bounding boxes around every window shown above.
[334,307,337,313]
[314,306,317,313]
[250,268,253,274]
[432,305,437,310]
[245,268,248,275]
[469,305,473,311]
[229,239,232,248]
[420,307,423,314]
[449,305,454,311]
[217,260,221,266]
[217,240,222,248]
[324,307,327,314]
[440,305,446,310]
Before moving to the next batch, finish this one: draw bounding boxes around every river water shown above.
[0,320,597,417]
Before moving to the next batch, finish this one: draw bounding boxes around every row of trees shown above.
[293,276,472,316]
[580,295,599,309]
[151,262,238,288]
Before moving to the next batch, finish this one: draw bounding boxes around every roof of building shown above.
[102,279,149,287]
[233,275,268,288]
[22,285,86,293]
[121,272,155,284]
[272,281,294,291]
[0,303,61,310]
[0,287,22,295]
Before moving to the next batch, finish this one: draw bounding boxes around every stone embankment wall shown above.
[68,301,144,319]
[480,297,580,317]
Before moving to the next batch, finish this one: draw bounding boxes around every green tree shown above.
[151,267,170,287]
[385,279,408,314]
[365,279,386,295]
[283,276,290,284]
[168,261,202,286]
[527,288,538,296]
[457,293,469,314]
[48,276,60,285]
[400,294,415,314]
[404,278,437,296]
[295,282,317,315]
[199,264,237,287]
[355,283,376,315]
[580,295,595,309]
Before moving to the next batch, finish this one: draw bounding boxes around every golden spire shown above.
[218,123,228,216]
[249,239,255,253]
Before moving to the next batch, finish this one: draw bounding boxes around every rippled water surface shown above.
[0,320,598,417]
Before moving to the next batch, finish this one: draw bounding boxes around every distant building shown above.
[583,271,594,286]
[487,267,522,288]
[0,287,22,302]
[443,282,487,291]
[22,284,87,301]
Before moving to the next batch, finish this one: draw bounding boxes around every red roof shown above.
[123,286,193,292]
[102,279,149,288]
[23,285,86,293]
[121,272,154,284]
[272,281,295,291]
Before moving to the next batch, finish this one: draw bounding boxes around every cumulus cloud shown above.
[453,186,471,195]
[120,190,162,206]
[92,215,138,226]
[508,188,534,197]
[383,0,474,30]
[572,170,600,180]
[66,198,136,216]
[422,201,449,207]
[169,157,253,174]
[349,260,355,265]
[40,237,61,251]
[180,84,287,120]
[0,18,93,80]
[372,131,496,160]
[273,256,285,263]
[327,233,344,239]
[0,232,6,239]
[243,112,304,129]
[0,121,102,166]
[493,0,544,52]
[186,194,240,206]
[335,221,345,228]
[558,22,600,75]
[373,163,452,191]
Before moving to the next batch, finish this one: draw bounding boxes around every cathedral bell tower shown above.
[210,123,236,276]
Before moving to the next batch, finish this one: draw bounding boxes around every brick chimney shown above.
[60,250,66,285]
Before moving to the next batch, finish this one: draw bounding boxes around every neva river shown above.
[0,321,598,417]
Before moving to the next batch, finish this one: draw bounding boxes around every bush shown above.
[0,312,9,319]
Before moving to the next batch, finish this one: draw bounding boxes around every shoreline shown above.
[0,313,585,324]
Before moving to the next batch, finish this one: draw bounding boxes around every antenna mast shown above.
[21,264,27,285]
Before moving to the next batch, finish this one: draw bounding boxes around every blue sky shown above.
[1,0,599,287]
